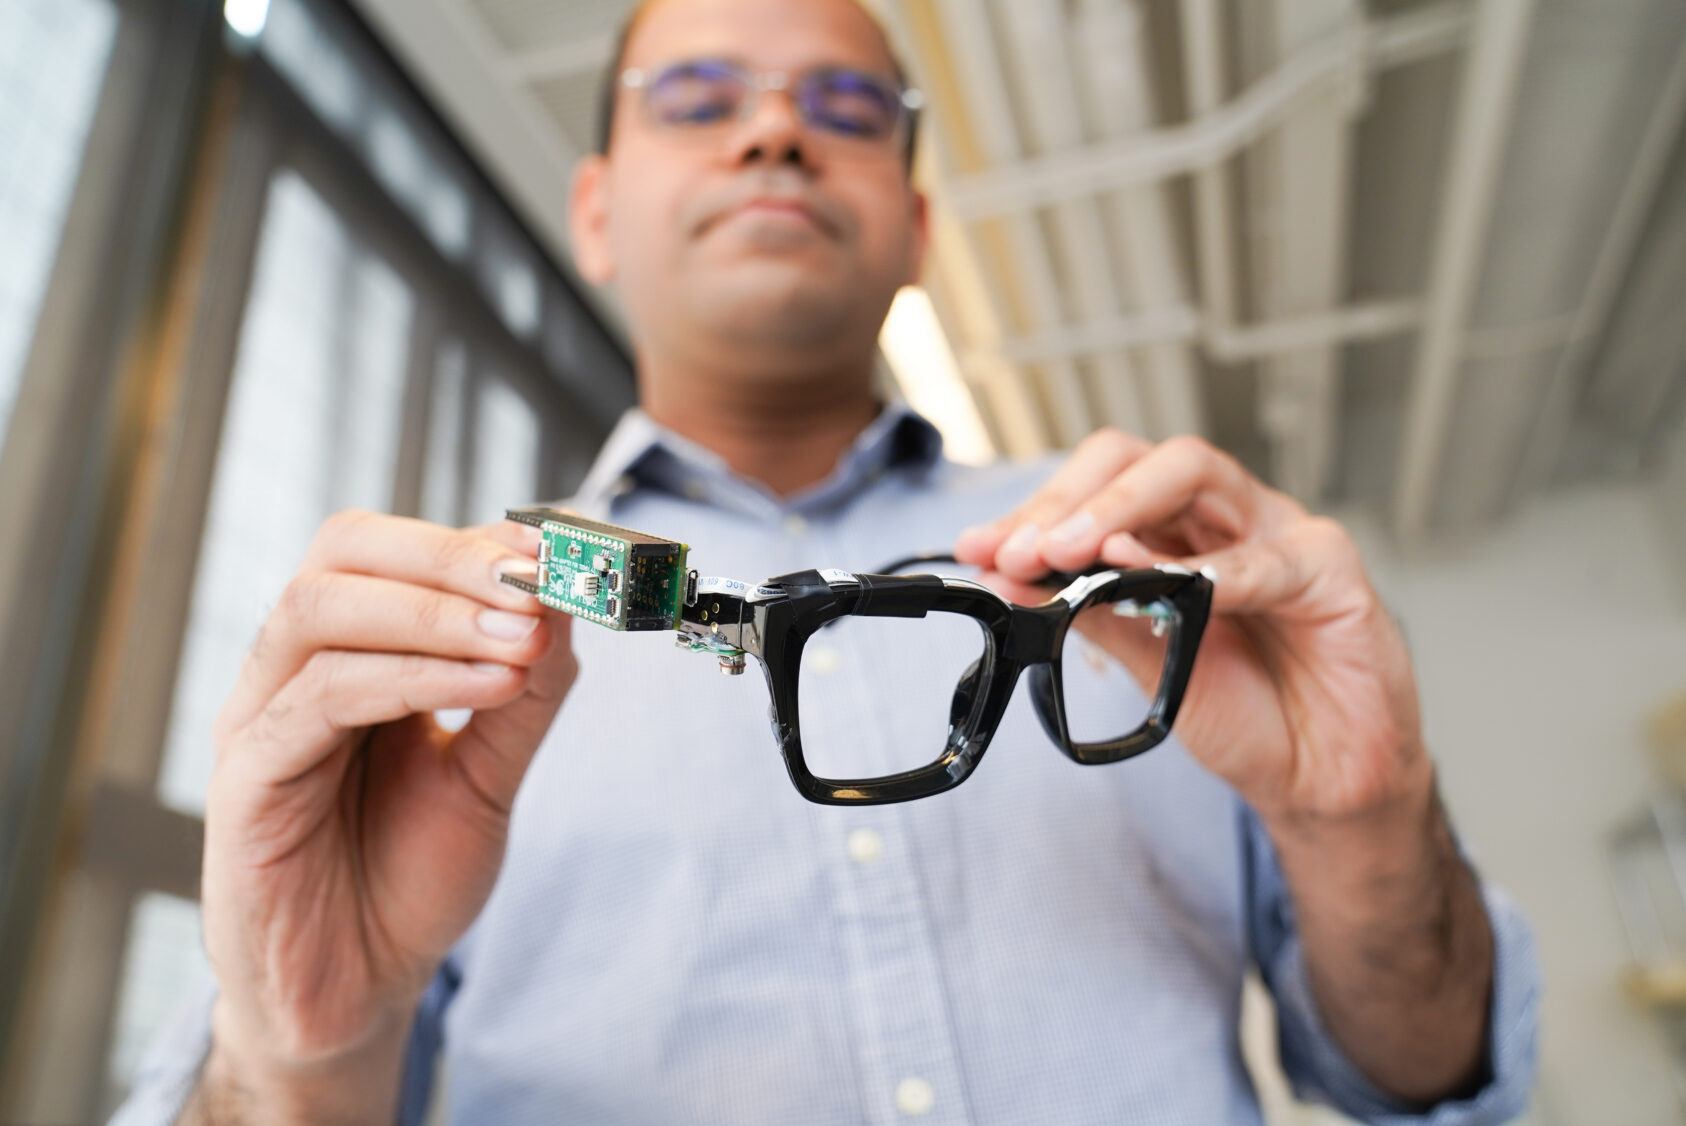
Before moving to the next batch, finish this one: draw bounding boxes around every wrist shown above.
[200,998,409,1125]
[1256,740,1438,858]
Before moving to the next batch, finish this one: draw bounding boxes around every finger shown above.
[1036,436,1277,574]
[227,651,533,786]
[449,611,577,815]
[1101,516,1356,616]
[954,428,1151,571]
[300,510,544,613]
[221,572,554,737]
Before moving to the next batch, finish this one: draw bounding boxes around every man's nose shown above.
[729,86,814,170]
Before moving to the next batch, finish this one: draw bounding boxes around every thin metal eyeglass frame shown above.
[675,554,1213,805]
[619,57,925,145]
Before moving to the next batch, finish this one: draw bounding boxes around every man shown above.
[119,0,1538,1121]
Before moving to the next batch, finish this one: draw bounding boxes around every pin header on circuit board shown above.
[501,507,693,631]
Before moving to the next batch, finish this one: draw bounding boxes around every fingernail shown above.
[471,660,510,675]
[1046,511,1095,545]
[1001,523,1040,557]
[1199,564,1219,582]
[495,558,536,585]
[479,609,539,641]
[1103,531,1150,561]
[955,523,990,547]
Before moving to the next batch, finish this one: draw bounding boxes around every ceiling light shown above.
[880,286,996,466]
[223,0,270,40]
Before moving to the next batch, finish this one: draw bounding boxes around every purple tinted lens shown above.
[800,69,900,139]
[645,60,748,126]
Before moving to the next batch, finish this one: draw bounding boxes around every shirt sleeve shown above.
[1241,801,1541,1125]
[106,957,460,1126]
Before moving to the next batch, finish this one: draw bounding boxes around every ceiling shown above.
[347,0,1686,540]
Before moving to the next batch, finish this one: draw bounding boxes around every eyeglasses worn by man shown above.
[117,0,1538,1122]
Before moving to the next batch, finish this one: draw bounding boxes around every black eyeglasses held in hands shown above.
[502,509,1212,806]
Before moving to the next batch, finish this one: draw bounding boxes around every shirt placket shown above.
[798,513,973,1126]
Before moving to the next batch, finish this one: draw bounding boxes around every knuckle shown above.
[430,528,481,576]
[411,591,449,637]
[312,508,372,554]
[1160,434,1212,463]
[1082,426,1138,459]
[277,573,330,628]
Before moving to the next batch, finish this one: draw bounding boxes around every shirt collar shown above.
[571,401,945,519]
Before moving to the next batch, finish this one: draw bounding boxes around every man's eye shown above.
[671,100,735,124]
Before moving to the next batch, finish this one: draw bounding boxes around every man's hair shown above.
[592,0,921,169]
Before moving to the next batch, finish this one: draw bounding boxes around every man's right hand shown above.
[187,510,574,1123]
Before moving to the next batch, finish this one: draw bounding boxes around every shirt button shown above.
[846,828,883,864]
[807,645,841,676]
[783,513,808,537]
[894,1077,935,1117]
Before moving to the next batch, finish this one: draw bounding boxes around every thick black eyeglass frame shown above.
[675,553,1213,805]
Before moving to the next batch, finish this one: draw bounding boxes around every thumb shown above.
[449,610,577,812]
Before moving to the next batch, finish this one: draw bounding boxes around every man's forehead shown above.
[623,0,900,75]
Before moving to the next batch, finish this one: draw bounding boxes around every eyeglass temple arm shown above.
[675,577,767,670]
[874,551,1188,590]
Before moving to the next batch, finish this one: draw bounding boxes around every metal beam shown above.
[1392,0,1536,537]
[944,1,1470,220]
[1251,0,1362,503]
[873,1,1052,456]
[1077,0,1206,439]
[345,0,583,270]
[992,298,1421,368]
[928,0,1095,447]
[1517,33,1686,491]
[995,0,1151,438]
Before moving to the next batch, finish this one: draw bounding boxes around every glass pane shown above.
[0,0,118,442]
[466,371,541,522]
[798,607,988,780]
[1059,594,1173,744]
[106,893,209,1093]
[420,337,469,526]
[157,169,414,816]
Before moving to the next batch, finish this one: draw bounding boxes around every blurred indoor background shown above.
[1,0,1683,1121]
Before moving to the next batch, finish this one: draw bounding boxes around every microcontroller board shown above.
[501,507,692,631]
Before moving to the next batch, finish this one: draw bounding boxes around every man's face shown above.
[570,0,928,367]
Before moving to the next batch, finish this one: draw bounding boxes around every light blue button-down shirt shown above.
[118,405,1538,1125]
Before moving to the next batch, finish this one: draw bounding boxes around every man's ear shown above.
[902,188,930,286]
[569,154,615,285]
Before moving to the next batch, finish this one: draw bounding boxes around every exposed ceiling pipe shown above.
[1392,0,1536,538]
[1077,0,1206,440]
[1517,33,1686,492]
[994,0,1153,439]
[945,1,1470,220]
[995,297,1420,367]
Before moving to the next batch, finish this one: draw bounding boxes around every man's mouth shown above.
[696,190,842,241]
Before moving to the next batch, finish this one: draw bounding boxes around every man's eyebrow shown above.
[635,53,900,80]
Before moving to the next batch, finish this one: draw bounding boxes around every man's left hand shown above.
[954,429,1432,825]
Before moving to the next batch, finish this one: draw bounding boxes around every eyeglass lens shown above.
[1060,594,1176,745]
[797,584,989,779]
[643,60,906,140]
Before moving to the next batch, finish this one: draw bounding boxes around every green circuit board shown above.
[501,508,691,631]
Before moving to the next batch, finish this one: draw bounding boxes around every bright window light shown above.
[223,0,270,40]
[879,286,996,466]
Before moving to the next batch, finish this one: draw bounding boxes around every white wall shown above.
[1331,481,1684,1125]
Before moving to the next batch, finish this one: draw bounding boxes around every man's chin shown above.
[692,270,861,347]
